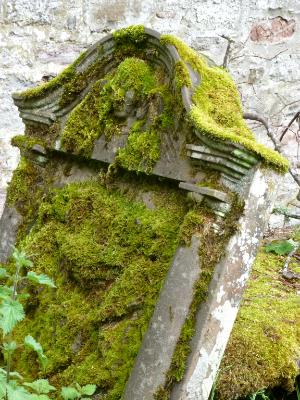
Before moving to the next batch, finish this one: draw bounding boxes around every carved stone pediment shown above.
[13,26,287,200]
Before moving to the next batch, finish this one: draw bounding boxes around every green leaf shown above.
[265,239,298,255]
[26,272,56,289]
[12,249,33,269]
[0,299,25,335]
[24,336,48,370]
[0,368,23,381]
[16,293,30,301]
[61,387,81,400]
[6,381,32,400]
[8,372,23,380]
[79,385,96,396]
[28,395,51,400]
[0,286,13,300]
[2,341,18,361]
[0,268,9,279]
[24,380,56,395]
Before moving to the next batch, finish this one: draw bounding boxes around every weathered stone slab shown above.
[171,168,279,400]
[123,235,201,400]
[0,205,22,263]
[179,181,230,203]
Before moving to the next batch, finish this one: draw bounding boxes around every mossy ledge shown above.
[161,34,289,173]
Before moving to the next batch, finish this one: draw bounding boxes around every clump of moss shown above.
[13,178,188,399]
[98,57,156,141]
[174,60,192,90]
[11,134,46,153]
[60,56,179,174]
[113,25,147,47]
[217,249,300,399]
[6,157,45,241]
[61,80,104,157]
[61,57,159,157]
[115,120,160,174]
[161,34,289,173]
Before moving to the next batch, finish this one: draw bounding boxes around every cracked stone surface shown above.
[1,0,300,227]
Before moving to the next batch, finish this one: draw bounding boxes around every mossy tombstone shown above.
[0,25,286,400]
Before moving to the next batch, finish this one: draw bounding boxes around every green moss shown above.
[16,65,76,100]
[113,25,147,46]
[61,57,159,157]
[11,134,46,152]
[115,120,160,174]
[61,80,104,157]
[161,34,289,173]
[16,50,88,100]
[174,60,192,90]
[217,249,300,399]
[6,157,45,241]
[60,56,178,174]
[13,178,187,399]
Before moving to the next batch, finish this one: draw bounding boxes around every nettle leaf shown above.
[24,336,48,370]
[8,372,23,381]
[0,369,23,381]
[29,395,51,400]
[3,341,18,361]
[24,379,56,395]
[0,299,25,335]
[79,385,96,396]
[265,239,298,256]
[12,249,33,269]
[0,286,13,300]
[16,293,30,301]
[26,272,56,289]
[61,387,81,400]
[6,381,32,400]
[0,268,9,280]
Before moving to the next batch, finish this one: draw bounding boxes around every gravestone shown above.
[0,26,286,400]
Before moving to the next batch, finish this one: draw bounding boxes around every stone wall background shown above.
[1,0,300,228]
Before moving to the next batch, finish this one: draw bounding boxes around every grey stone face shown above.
[0,205,21,263]
[123,236,201,400]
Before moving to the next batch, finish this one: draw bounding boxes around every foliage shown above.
[0,248,96,400]
[265,239,298,256]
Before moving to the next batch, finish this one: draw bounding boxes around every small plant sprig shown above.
[0,248,96,400]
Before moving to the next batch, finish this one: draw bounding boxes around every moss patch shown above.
[6,157,46,241]
[161,34,289,173]
[217,248,300,399]
[61,56,179,174]
[12,178,188,399]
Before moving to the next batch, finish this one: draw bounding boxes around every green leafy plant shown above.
[0,248,96,400]
[264,239,298,256]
